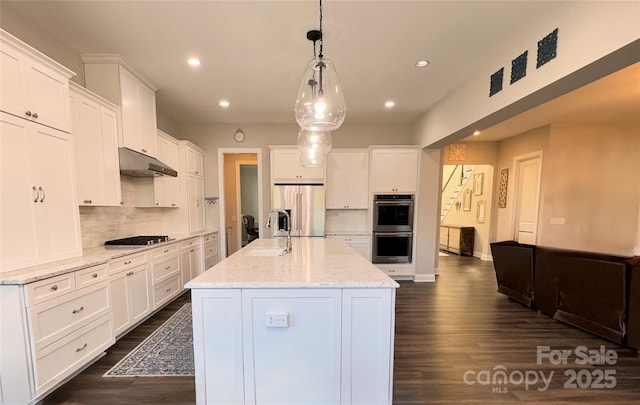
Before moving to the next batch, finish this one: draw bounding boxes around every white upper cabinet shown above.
[154,130,180,207]
[70,83,122,206]
[326,151,369,209]
[270,147,324,184]
[186,144,203,176]
[83,55,157,157]
[1,29,74,133]
[370,148,419,193]
[1,112,82,272]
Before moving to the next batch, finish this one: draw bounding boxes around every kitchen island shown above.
[186,238,399,405]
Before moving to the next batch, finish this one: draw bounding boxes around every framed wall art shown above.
[463,189,472,211]
[498,168,508,208]
[476,200,486,223]
[473,173,484,196]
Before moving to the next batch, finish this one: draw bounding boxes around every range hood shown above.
[118,147,178,178]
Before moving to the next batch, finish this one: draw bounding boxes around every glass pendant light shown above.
[294,0,346,132]
[299,144,327,168]
[297,128,332,153]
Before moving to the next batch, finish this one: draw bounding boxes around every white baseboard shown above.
[473,251,493,261]
[413,273,436,282]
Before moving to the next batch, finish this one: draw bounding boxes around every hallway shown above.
[43,255,640,404]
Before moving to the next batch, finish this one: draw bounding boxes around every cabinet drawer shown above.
[375,264,414,276]
[180,237,200,250]
[205,255,218,270]
[35,315,113,395]
[203,242,218,257]
[29,282,111,350]
[151,243,179,259]
[204,233,218,244]
[109,252,147,274]
[26,273,75,306]
[75,264,108,289]
[152,256,180,284]
[153,273,182,309]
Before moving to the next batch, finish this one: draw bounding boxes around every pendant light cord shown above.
[318,0,324,58]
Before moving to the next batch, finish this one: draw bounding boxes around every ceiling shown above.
[3,1,638,140]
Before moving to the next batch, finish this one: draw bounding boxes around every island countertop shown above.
[186,238,399,289]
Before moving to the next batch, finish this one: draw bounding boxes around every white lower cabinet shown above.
[203,232,219,270]
[109,254,152,337]
[150,244,182,309]
[326,235,371,261]
[180,237,203,287]
[0,263,114,404]
[191,287,394,405]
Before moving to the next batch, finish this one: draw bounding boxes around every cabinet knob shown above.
[50,284,58,291]
[171,203,176,207]
[166,287,172,293]
[32,112,38,119]
[142,148,147,153]
[25,111,32,117]
[92,273,98,278]
[156,202,159,206]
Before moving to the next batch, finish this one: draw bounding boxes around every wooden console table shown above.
[439,225,474,256]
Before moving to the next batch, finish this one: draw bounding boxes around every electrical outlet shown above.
[266,312,288,328]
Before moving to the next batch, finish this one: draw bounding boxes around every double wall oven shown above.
[372,194,414,263]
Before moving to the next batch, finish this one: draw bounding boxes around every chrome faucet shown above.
[266,209,292,253]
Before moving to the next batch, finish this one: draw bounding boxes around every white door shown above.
[513,154,542,244]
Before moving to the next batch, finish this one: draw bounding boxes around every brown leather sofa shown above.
[492,242,639,350]
[490,241,535,307]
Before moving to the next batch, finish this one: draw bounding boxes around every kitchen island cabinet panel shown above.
[192,289,245,405]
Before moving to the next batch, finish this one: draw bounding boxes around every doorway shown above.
[511,151,542,244]
[218,149,263,258]
[237,162,259,248]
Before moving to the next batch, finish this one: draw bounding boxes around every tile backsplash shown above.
[79,178,165,249]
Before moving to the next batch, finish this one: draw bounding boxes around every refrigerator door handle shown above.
[297,192,302,231]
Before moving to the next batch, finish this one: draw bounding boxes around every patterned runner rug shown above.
[103,303,194,377]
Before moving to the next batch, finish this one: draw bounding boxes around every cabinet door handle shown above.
[75,343,88,352]
[124,260,132,265]
[164,249,169,253]
[92,273,98,278]
[50,284,58,291]
[25,110,32,117]
[190,249,195,252]
[72,306,84,314]
[166,287,172,293]
[32,112,38,119]
[141,148,147,153]
[32,186,39,202]
[165,265,171,270]
[127,271,134,276]
[38,186,45,202]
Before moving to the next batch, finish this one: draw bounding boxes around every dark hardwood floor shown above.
[42,255,640,404]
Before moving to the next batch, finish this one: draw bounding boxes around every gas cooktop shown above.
[104,235,171,246]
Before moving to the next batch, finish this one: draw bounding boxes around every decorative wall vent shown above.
[537,28,559,68]
[489,67,504,97]
[510,51,528,84]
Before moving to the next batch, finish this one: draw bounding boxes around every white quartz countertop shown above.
[186,238,399,289]
[0,231,218,285]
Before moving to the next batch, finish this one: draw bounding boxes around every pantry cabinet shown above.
[1,29,74,133]
[70,83,122,207]
[270,147,325,184]
[154,130,180,207]
[370,148,419,193]
[1,112,82,272]
[326,151,369,209]
[83,55,158,157]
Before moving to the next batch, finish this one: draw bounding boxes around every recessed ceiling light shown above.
[187,58,201,66]
[415,60,430,68]
[384,100,395,108]
[219,100,230,108]
[473,130,481,136]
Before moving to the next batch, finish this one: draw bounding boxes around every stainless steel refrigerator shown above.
[272,184,325,237]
